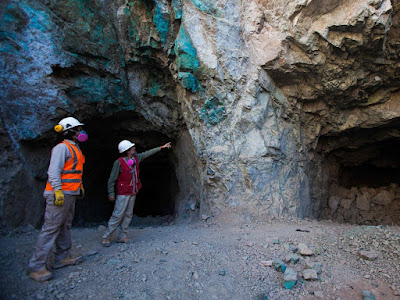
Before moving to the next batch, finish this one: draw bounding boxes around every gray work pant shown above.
[28,194,76,272]
[102,195,136,240]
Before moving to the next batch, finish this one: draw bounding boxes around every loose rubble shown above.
[0,219,399,300]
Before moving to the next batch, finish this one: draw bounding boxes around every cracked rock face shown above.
[0,0,399,226]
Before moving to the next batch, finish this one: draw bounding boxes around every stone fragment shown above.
[255,293,269,300]
[329,196,341,212]
[34,291,46,300]
[314,291,324,298]
[201,214,210,221]
[297,243,313,256]
[106,258,122,265]
[302,269,318,280]
[371,190,393,206]
[272,259,286,273]
[260,260,273,267]
[356,194,370,211]
[192,272,199,280]
[282,268,297,289]
[362,290,375,300]
[305,261,323,274]
[283,253,300,264]
[358,250,380,261]
[340,198,353,210]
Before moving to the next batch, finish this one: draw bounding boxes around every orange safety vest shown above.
[45,140,85,191]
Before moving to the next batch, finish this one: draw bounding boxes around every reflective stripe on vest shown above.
[45,140,85,191]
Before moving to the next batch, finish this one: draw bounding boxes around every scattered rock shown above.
[255,293,269,300]
[259,260,273,267]
[272,259,286,273]
[283,253,300,264]
[201,215,210,221]
[192,272,199,280]
[106,258,122,265]
[297,243,314,256]
[305,261,323,274]
[362,290,375,300]
[314,291,324,298]
[358,250,380,261]
[302,269,318,281]
[329,196,341,213]
[282,268,297,289]
[371,190,393,206]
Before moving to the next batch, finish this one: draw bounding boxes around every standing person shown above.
[28,117,88,282]
[102,140,172,247]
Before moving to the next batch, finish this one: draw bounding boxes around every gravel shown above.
[0,218,399,300]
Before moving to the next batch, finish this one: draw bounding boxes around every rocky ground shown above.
[0,217,399,300]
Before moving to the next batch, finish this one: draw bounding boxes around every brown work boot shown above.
[29,268,53,282]
[54,255,84,269]
[102,238,111,247]
[116,237,130,243]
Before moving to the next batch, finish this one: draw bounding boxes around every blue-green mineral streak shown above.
[153,0,170,44]
[172,0,182,19]
[189,0,221,17]
[200,97,227,125]
[173,24,204,96]
[174,26,200,90]
[148,77,160,97]
[178,72,201,93]
[174,26,197,59]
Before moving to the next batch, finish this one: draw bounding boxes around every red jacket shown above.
[116,156,142,195]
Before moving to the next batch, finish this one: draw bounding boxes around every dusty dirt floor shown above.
[0,216,399,300]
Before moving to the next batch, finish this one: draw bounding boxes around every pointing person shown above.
[28,117,88,282]
[102,140,172,247]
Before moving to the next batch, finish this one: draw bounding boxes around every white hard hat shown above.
[54,117,84,132]
[118,140,135,153]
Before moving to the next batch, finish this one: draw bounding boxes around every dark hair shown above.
[62,129,76,140]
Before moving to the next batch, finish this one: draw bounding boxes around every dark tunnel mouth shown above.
[72,114,180,226]
[316,121,400,225]
[336,137,400,188]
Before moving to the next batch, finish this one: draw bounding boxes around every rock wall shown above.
[327,183,400,224]
[1,0,399,226]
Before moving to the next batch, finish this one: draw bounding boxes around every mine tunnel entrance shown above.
[73,114,179,225]
[338,138,400,188]
[316,120,400,225]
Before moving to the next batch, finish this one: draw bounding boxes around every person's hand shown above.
[108,195,115,202]
[161,142,171,149]
[80,185,85,198]
[54,189,64,206]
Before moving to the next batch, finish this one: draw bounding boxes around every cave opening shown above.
[316,120,400,225]
[73,113,179,226]
[338,138,400,188]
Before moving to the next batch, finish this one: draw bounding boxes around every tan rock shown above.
[371,190,393,206]
[358,250,380,261]
[356,194,370,211]
[297,243,314,256]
